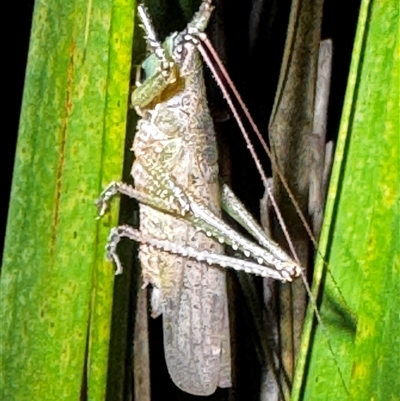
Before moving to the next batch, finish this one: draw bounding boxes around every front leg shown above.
[95,180,189,218]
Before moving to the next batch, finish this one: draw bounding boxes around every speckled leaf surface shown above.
[0,0,135,399]
[292,0,399,399]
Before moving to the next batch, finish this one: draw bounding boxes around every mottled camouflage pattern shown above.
[131,17,231,395]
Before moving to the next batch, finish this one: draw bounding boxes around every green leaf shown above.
[0,0,136,400]
[292,0,399,399]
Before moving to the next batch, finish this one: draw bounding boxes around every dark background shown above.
[2,1,36,254]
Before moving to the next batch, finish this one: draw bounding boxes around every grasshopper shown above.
[96,0,302,396]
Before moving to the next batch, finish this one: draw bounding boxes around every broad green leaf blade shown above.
[292,0,399,400]
[0,0,135,400]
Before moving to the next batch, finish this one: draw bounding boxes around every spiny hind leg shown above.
[96,179,301,278]
[106,225,291,280]
[220,181,276,250]
[178,187,301,277]
[97,182,293,279]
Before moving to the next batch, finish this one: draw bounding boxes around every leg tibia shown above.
[221,183,276,250]
[106,225,292,281]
